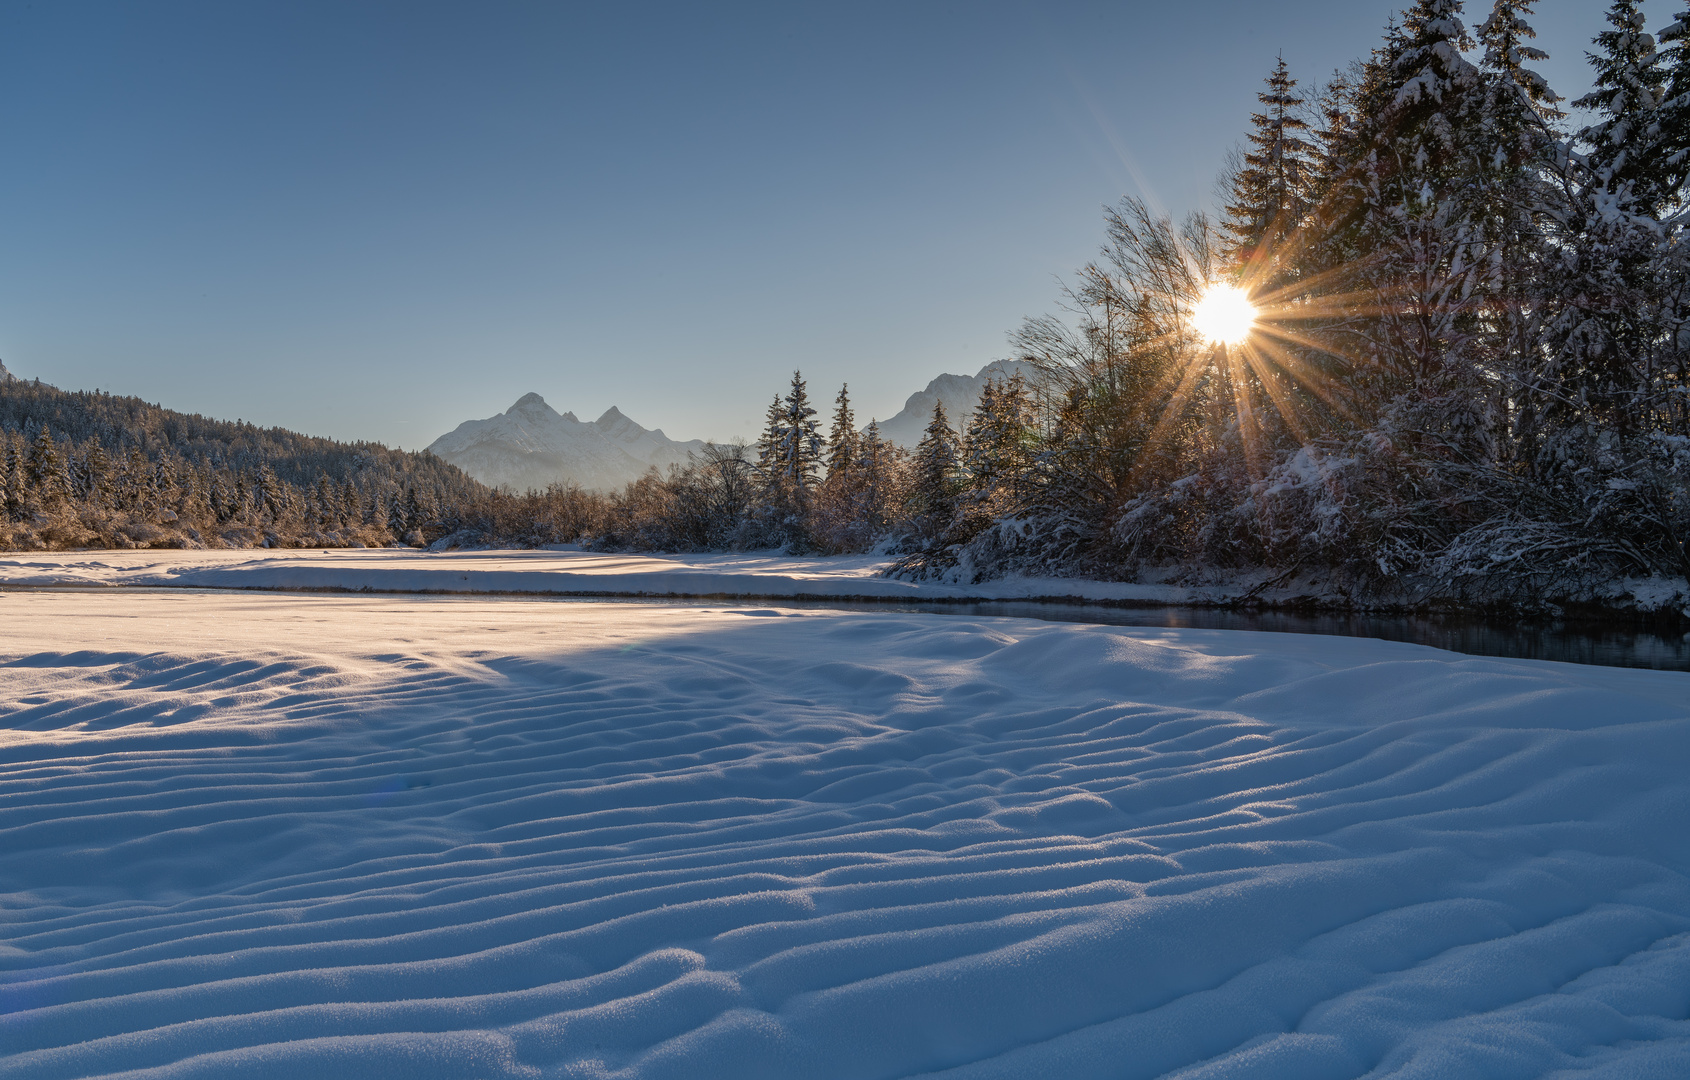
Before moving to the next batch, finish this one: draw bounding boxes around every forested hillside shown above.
[0,377,489,550]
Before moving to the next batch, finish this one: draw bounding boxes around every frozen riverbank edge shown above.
[1,548,1686,628]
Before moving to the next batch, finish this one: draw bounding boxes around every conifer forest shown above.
[5,0,1689,613]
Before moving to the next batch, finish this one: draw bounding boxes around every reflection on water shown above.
[757,599,1690,673]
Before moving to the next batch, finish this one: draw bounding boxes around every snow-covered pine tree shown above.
[1,431,22,519]
[80,443,112,508]
[777,371,824,493]
[340,477,360,528]
[1364,0,1487,390]
[153,458,180,512]
[1575,1,1671,216]
[402,486,422,538]
[825,383,857,483]
[257,463,286,524]
[314,474,339,529]
[807,383,866,552]
[1480,0,1561,120]
[749,372,824,548]
[178,465,211,525]
[853,419,903,538]
[231,475,254,524]
[910,401,961,542]
[1654,4,1690,199]
[754,394,787,480]
[950,375,1038,559]
[69,445,94,502]
[1532,1,1676,450]
[207,472,231,524]
[26,428,65,509]
[1474,0,1563,465]
[1224,56,1314,278]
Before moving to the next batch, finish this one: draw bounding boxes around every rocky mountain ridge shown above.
[426,393,705,492]
[870,360,1036,446]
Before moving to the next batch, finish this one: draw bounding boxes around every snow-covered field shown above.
[4,587,1690,1078]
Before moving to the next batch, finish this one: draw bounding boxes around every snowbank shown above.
[2,591,1689,1077]
[0,548,1206,603]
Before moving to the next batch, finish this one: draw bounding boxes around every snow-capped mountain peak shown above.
[427,395,704,492]
[872,359,1038,446]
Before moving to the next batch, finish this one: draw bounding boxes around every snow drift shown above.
[2,591,1689,1077]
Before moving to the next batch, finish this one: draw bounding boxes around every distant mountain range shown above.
[428,361,1040,492]
[427,393,705,492]
[870,360,1036,447]
[0,359,15,383]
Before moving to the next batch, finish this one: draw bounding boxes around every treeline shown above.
[0,378,487,550]
[460,373,922,554]
[902,0,1690,604]
[572,0,1690,610]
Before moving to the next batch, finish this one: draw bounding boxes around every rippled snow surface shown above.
[2,592,1690,1079]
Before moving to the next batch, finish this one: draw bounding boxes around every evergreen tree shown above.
[387,491,409,537]
[1475,0,1563,462]
[1479,0,1560,119]
[962,374,1036,513]
[26,428,66,508]
[825,383,858,482]
[1,431,22,519]
[80,443,112,507]
[754,394,787,479]
[851,420,903,540]
[314,473,339,528]
[776,371,824,492]
[751,372,825,548]
[1225,57,1313,276]
[910,401,961,541]
[257,464,285,523]
[1575,1,1671,216]
[340,477,360,527]
[1336,0,1491,412]
[1653,3,1690,199]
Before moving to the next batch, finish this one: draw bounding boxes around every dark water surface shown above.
[39,585,1688,674]
[745,598,1690,673]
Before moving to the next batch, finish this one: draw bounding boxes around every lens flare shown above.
[1192,284,1257,345]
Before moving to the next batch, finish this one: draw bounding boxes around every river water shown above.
[747,598,1690,673]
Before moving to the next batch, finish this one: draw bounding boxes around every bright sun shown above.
[1192,284,1257,346]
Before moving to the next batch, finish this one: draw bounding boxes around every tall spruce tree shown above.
[1225,57,1313,278]
[777,371,824,492]
[825,383,857,482]
[26,428,66,508]
[1,432,22,518]
[1575,1,1671,216]
[911,401,961,541]
[1475,0,1562,463]
[1653,4,1690,199]
[754,394,787,480]
[1353,0,1489,401]
[854,420,901,536]
[752,373,824,548]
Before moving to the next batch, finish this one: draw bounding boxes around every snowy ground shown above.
[3,589,1690,1078]
[0,549,1205,604]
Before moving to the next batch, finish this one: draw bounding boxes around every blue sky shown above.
[0,1,1654,448]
